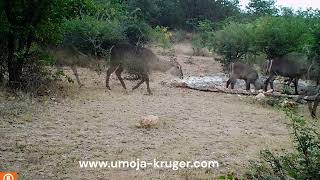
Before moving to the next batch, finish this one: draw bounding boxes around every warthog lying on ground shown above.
[106,44,183,94]
[46,45,104,87]
[264,53,308,94]
[226,62,263,90]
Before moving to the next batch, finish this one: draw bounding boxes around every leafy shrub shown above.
[148,26,172,49]
[191,20,215,55]
[246,110,320,180]
[63,15,125,56]
[206,22,256,69]
[254,16,314,58]
[173,30,188,43]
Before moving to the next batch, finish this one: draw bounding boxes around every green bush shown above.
[63,15,125,56]
[254,16,314,58]
[173,30,187,43]
[246,110,320,180]
[206,22,256,68]
[191,20,215,56]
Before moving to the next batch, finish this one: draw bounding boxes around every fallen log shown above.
[167,78,300,99]
[186,86,300,99]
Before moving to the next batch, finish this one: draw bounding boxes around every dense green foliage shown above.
[198,6,320,71]
[0,0,170,88]
[0,0,319,89]
[0,0,95,88]
[254,16,314,58]
[206,22,256,66]
[247,0,278,16]
[127,0,241,30]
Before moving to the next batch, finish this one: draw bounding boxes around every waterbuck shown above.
[264,53,308,94]
[106,44,183,94]
[46,45,104,87]
[301,86,320,118]
[226,62,263,90]
[306,62,320,85]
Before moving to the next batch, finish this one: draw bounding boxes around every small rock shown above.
[255,93,266,100]
[281,100,297,109]
[139,115,159,128]
[266,89,274,93]
[258,89,264,93]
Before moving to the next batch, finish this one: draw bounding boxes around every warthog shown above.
[264,53,308,94]
[46,45,104,87]
[106,44,183,94]
[226,62,263,90]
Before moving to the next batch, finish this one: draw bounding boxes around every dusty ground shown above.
[0,43,301,179]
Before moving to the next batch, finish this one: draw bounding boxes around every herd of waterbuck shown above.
[47,44,319,118]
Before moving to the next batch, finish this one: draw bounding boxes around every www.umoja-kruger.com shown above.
[79,159,219,171]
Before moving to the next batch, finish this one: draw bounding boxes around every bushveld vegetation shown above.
[1,0,318,90]
[1,0,320,179]
[199,10,320,70]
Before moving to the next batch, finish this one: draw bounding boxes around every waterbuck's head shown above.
[169,57,184,79]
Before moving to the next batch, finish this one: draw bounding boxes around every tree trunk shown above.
[7,33,23,88]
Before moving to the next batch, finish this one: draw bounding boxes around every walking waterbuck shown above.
[302,86,320,118]
[264,53,308,94]
[106,44,183,94]
[46,45,104,87]
[226,62,263,90]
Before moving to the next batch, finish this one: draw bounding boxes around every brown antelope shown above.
[106,44,183,94]
[46,45,104,87]
[264,53,308,94]
[226,62,263,90]
[302,86,320,118]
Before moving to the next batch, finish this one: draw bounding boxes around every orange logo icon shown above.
[0,172,17,180]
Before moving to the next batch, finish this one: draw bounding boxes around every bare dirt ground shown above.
[0,42,298,179]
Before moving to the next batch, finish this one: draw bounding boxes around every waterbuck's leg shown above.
[115,65,126,90]
[245,80,250,90]
[264,75,272,91]
[226,78,236,89]
[132,78,145,91]
[226,79,231,88]
[70,66,83,87]
[311,95,319,119]
[269,76,276,90]
[145,75,152,95]
[106,64,118,90]
[308,101,313,114]
[311,101,318,119]
[293,78,299,95]
[264,76,270,91]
